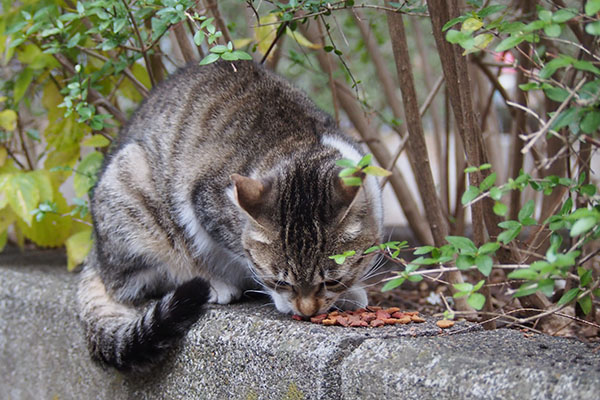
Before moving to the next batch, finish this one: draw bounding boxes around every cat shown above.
[77,60,383,371]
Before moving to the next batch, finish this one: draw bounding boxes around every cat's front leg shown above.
[207,279,243,304]
[334,286,368,311]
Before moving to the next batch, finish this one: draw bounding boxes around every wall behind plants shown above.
[0,0,599,337]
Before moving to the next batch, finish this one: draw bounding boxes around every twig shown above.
[520,78,586,154]
[52,54,127,125]
[204,0,232,45]
[261,21,288,64]
[75,45,150,97]
[15,117,34,170]
[122,0,156,87]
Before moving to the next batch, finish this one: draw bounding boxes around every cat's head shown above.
[231,159,382,316]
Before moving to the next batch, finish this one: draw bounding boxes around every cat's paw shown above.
[207,280,242,304]
[335,286,368,310]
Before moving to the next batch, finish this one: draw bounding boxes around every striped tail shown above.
[77,267,210,372]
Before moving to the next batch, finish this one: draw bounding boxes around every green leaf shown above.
[461,185,480,205]
[414,246,436,255]
[557,288,580,306]
[578,267,593,287]
[544,24,561,37]
[479,241,500,255]
[552,9,577,23]
[580,184,596,196]
[544,87,569,102]
[538,9,552,22]
[478,5,506,17]
[467,293,486,310]
[338,168,356,178]
[479,172,496,191]
[362,165,392,177]
[570,216,598,237]
[578,295,592,315]
[475,255,493,276]
[73,151,103,197]
[573,60,600,75]
[495,35,525,52]
[507,268,539,281]
[536,279,554,297]
[551,107,580,131]
[381,276,405,292]
[341,176,362,186]
[357,154,372,168]
[14,68,34,104]
[539,56,573,79]
[456,254,475,270]
[580,110,600,134]
[585,21,600,36]
[586,0,600,15]
[453,282,473,293]
[489,187,503,201]
[199,53,220,65]
[443,16,467,31]
[336,159,356,168]
[518,200,535,223]
[493,201,508,216]
[498,223,522,244]
[446,236,477,252]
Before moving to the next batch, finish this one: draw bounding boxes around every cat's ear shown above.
[334,171,365,206]
[334,171,365,224]
[231,173,270,221]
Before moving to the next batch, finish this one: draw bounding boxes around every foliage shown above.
[0,0,598,335]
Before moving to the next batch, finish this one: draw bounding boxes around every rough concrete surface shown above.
[1,249,599,400]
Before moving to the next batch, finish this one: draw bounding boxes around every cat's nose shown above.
[295,296,320,316]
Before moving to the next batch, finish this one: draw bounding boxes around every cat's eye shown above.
[275,280,292,289]
[324,280,341,288]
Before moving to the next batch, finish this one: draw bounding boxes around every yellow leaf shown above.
[254,14,279,58]
[131,62,151,90]
[461,17,483,33]
[42,82,63,121]
[233,38,254,48]
[0,174,8,209]
[0,230,7,252]
[0,146,7,167]
[18,189,72,248]
[0,109,17,131]
[6,173,39,226]
[285,28,320,49]
[82,134,111,148]
[463,33,494,55]
[29,170,54,202]
[66,229,93,271]
[0,206,16,233]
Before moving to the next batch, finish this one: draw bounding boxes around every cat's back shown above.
[120,61,335,151]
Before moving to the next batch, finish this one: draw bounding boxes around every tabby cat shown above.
[78,60,383,371]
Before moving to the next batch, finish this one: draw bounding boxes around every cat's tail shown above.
[77,266,210,372]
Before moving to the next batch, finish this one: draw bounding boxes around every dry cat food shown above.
[292,306,426,328]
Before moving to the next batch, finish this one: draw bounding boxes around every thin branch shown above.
[205,0,232,45]
[75,45,150,97]
[122,0,156,87]
[520,77,586,154]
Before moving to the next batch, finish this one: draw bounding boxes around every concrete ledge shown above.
[1,249,599,400]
